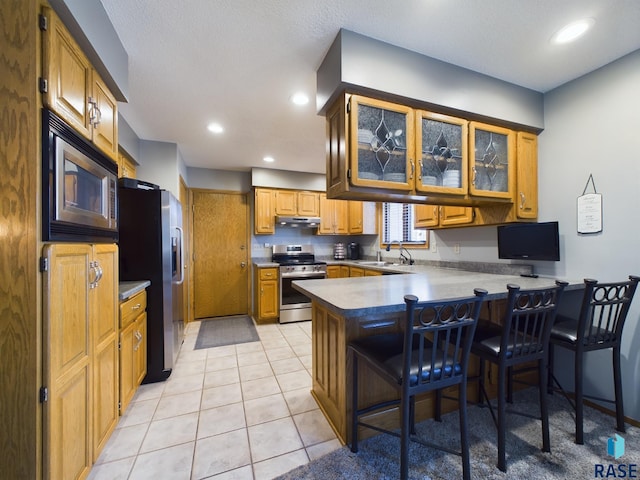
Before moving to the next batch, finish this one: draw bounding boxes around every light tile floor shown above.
[88,320,341,480]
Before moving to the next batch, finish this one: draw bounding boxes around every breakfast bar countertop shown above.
[292,266,583,318]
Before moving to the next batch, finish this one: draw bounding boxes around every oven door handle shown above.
[280,272,326,279]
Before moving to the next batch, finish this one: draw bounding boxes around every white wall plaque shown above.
[577,192,602,234]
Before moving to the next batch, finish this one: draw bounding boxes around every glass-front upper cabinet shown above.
[349,96,414,190]
[415,111,468,195]
[469,122,515,199]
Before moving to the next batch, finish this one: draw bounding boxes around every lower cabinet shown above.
[119,290,147,415]
[364,268,383,276]
[326,265,341,278]
[349,266,365,277]
[42,243,119,479]
[254,267,279,322]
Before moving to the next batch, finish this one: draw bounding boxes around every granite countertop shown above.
[254,258,534,275]
[292,266,583,318]
[119,280,151,301]
[254,261,279,268]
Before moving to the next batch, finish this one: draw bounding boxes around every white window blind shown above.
[382,203,427,244]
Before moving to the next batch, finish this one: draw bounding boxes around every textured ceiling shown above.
[100,0,640,175]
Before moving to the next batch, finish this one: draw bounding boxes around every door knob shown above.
[240,262,246,268]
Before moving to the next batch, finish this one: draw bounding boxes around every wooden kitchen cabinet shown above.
[318,193,349,235]
[92,244,119,459]
[325,93,536,221]
[326,265,341,278]
[415,205,474,229]
[275,190,319,217]
[364,268,383,276]
[42,243,119,479]
[255,188,322,234]
[468,121,515,200]
[254,267,279,322]
[41,7,119,161]
[415,111,469,195]
[254,188,275,234]
[348,201,363,233]
[516,131,538,219]
[349,266,365,277]
[118,150,138,179]
[119,290,147,415]
[347,96,415,191]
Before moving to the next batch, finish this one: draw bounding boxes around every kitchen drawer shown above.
[120,290,146,328]
[259,268,278,281]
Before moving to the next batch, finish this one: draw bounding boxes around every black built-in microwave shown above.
[42,108,118,242]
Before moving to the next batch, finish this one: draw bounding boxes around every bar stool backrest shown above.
[403,288,487,396]
[499,281,567,365]
[577,276,639,349]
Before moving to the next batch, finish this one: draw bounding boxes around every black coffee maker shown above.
[347,242,360,260]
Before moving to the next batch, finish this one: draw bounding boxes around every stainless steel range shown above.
[272,245,327,323]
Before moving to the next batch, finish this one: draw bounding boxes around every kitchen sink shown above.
[354,261,398,266]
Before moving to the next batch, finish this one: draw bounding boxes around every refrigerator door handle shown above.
[175,226,185,284]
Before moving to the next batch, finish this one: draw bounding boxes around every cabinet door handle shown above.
[131,303,141,310]
[88,97,95,125]
[94,262,103,286]
[519,192,526,209]
[240,262,246,268]
[409,159,414,180]
[472,167,477,186]
[88,261,98,289]
[418,159,423,181]
[133,331,143,351]
[88,97,101,127]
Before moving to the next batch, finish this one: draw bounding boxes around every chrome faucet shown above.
[385,241,414,265]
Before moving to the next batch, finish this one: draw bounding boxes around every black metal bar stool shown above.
[470,281,567,473]
[548,275,639,444]
[349,289,487,480]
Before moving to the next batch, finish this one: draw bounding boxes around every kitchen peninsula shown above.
[292,265,581,444]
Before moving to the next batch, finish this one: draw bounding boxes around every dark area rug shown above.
[195,315,259,349]
[275,389,640,480]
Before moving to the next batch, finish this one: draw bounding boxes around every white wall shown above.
[539,49,640,421]
[187,167,251,192]
[136,140,182,197]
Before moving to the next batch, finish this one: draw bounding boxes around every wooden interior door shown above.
[193,191,249,319]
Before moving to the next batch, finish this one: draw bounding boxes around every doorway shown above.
[192,190,249,319]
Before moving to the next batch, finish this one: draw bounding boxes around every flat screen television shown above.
[497,221,560,261]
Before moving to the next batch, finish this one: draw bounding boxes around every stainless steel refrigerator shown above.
[118,179,184,383]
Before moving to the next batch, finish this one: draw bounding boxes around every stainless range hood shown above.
[275,216,321,228]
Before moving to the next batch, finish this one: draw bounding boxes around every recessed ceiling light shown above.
[263,156,275,163]
[207,122,224,134]
[552,18,595,44]
[290,92,309,106]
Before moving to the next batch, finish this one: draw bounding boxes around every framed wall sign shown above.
[577,174,602,234]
